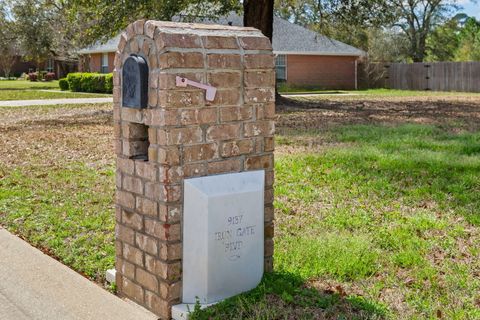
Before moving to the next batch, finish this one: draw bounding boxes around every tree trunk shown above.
[243,0,274,41]
[243,0,288,106]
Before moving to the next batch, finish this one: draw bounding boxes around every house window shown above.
[101,53,109,73]
[46,58,54,72]
[275,55,287,80]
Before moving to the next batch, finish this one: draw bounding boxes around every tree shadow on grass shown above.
[190,272,388,320]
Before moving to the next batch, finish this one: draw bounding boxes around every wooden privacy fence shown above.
[383,62,480,92]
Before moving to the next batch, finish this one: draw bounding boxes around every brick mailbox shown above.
[113,20,275,319]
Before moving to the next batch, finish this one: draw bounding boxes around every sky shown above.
[460,0,480,19]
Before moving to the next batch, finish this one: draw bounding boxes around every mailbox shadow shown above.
[189,272,387,320]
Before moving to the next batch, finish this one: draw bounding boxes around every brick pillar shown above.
[113,20,275,319]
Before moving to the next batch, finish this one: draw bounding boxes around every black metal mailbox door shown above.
[122,54,148,109]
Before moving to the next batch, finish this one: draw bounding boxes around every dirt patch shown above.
[0,104,113,168]
[276,96,480,132]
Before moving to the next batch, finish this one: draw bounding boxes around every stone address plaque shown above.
[183,170,265,304]
[122,54,148,109]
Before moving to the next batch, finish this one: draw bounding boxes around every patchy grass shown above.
[0,80,110,100]
[0,89,110,100]
[0,79,60,90]
[1,93,480,318]
[0,103,115,283]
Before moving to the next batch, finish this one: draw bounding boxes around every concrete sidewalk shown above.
[0,227,157,320]
[0,97,113,107]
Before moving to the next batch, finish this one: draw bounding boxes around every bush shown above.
[27,72,38,81]
[104,73,113,93]
[45,72,56,81]
[66,72,113,93]
[59,78,69,91]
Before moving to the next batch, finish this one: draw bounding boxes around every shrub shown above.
[45,72,56,81]
[27,72,38,81]
[104,73,113,93]
[66,72,113,93]
[59,78,69,91]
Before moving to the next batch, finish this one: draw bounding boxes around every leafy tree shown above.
[425,14,464,61]
[455,17,480,61]
[391,0,459,62]
[68,0,241,46]
[0,3,20,77]
[8,0,55,69]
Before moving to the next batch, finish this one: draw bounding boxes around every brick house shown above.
[78,14,364,90]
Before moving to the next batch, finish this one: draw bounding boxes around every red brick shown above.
[122,210,143,231]
[220,140,253,157]
[159,242,181,260]
[265,238,274,256]
[245,154,274,170]
[207,72,241,88]
[157,146,181,165]
[156,33,201,48]
[116,190,135,209]
[121,108,143,123]
[264,205,274,222]
[206,123,241,141]
[135,161,158,181]
[136,197,158,217]
[117,158,135,175]
[122,277,144,304]
[116,257,135,279]
[207,54,241,69]
[183,162,207,177]
[183,143,218,162]
[264,137,275,152]
[179,108,217,125]
[136,268,158,292]
[145,256,181,281]
[211,89,241,106]
[219,106,252,122]
[244,54,274,69]
[244,70,275,87]
[158,205,182,224]
[159,72,204,90]
[133,20,145,35]
[207,159,242,174]
[158,91,204,108]
[146,109,178,126]
[160,281,181,301]
[123,243,144,266]
[115,223,135,245]
[265,170,275,188]
[145,220,181,241]
[145,182,161,200]
[159,52,204,68]
[239,36,272,50]
[158,166,184,184]
[244,88,275,103]
[136,233,158,256]
[255,102,275,120]
[145,290,170,318]
[265,188,274,204]
[202,36,239,49]
[123,175,143,194]
[265,223,274,238]
[162,127,203,145]
[244,120,275,137]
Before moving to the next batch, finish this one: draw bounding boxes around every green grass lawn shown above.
[0,96,479,319]
[0,80,111,100]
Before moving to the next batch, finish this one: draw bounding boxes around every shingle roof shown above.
[78,13,364,56]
